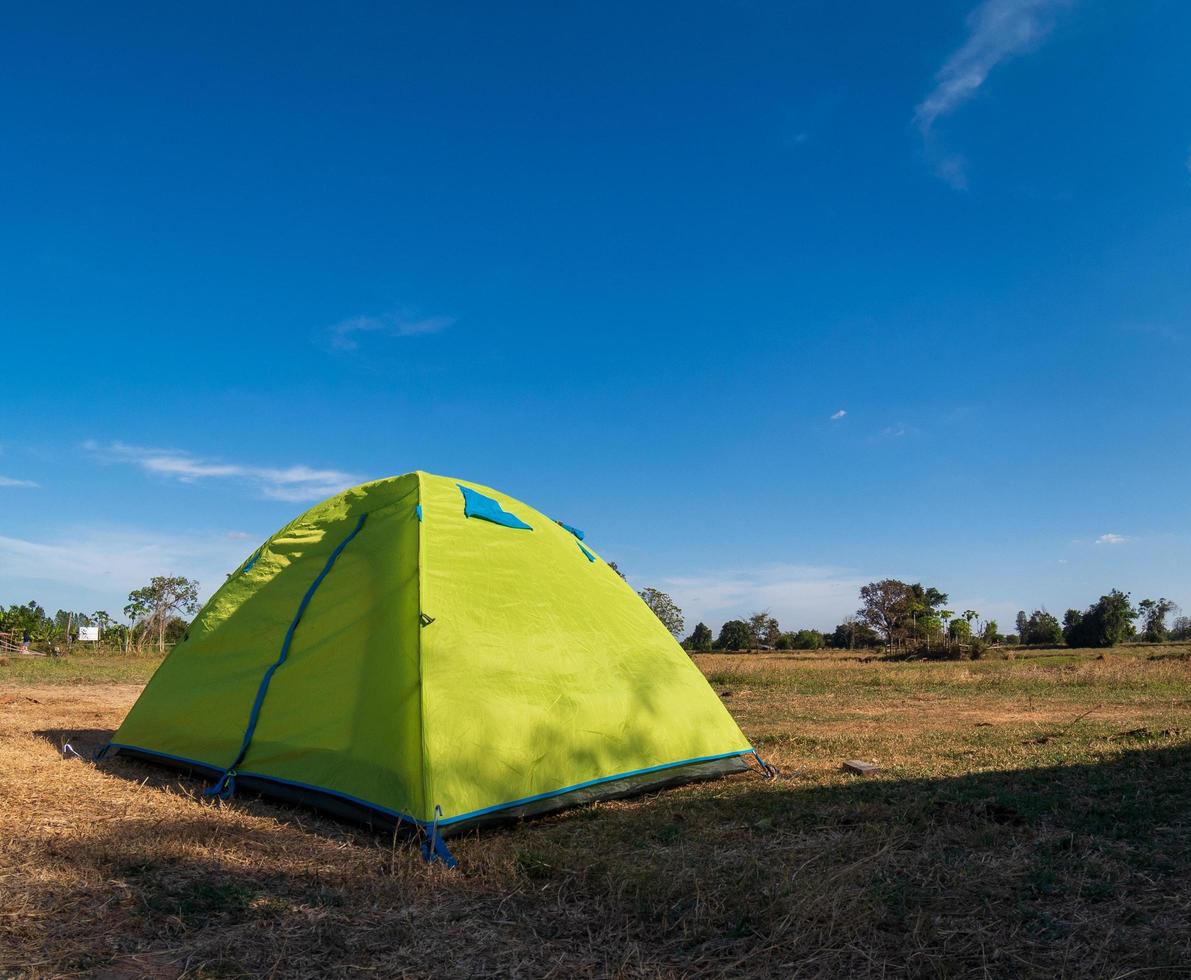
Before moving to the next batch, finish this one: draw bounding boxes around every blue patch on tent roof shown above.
[241,548,262,575]
[556,521,585,540]
[458,485,533,530]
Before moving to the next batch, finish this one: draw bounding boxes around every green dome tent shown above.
[105,472,759,863]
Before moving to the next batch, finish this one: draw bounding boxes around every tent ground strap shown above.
[421,805,458,868]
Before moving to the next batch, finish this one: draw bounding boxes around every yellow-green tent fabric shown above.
[108,472,755,860]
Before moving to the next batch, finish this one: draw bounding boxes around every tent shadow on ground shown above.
[22,729,1191,976]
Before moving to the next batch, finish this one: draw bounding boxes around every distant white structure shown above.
[78,626,100,642]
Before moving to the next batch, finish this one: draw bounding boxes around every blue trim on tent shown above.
[234,768,428,827]
[435,748,754,827]
[106,742,222,776]
[107,741,753,831]
[557,521,585,540]
[241,548,262,574]
[577,541,596,562]
[415,503,423,522]
[108,742,431,827]
[220,512,369,780]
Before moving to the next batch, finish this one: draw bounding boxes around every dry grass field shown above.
[2,646,1190,978]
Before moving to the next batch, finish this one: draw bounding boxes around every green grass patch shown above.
[0,652,163,685]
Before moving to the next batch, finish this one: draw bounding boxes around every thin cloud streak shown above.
[0,475,39,488]
[85,441,362,503]
[327,311,455,351]
[915,0,1069,187]
[830,409,847,420]
[1095,533,1128,545]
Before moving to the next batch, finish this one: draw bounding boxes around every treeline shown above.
[0,576,199,655]
[648,578,1187,658]
[680,613,882,653]
[1015,593,1187,648]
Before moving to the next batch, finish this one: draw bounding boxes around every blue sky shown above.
[2,0,1189,633]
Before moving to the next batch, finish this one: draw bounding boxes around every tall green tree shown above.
[1137,598,1178,642]
[715,620,752,651]
[1022,610,1063,645]
[124,576,200,653]
[1063,590,1137,648]
[747,610,781,648]
[828,617,880,650]
[0,601,53,642]
[684,622,713,653]
[790,628,823,650]
[857,579,913,650]
[858,579,948,651]
[638,587,684,636]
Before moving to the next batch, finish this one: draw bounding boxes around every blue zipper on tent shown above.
[205,511,369,799]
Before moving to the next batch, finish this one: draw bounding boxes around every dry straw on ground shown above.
[2,646,1191,978]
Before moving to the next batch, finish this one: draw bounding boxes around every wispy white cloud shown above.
[882,424,909,438]
[1095,533,1128,545]
[915,0,1070,187]
[659,563,872,632]
[85,441,362,503]
[0,475,38,488]
[830,409,847,420]
[0,525,254,616]
[1121,322,1184,344]
[327,310,455,352]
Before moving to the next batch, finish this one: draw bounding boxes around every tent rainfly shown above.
[103,471,766,864]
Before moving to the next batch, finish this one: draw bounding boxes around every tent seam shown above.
[415,470,432,821]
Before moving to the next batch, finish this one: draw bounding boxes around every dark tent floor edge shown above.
[109,745,752,837]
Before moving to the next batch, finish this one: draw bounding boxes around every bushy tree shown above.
[1063,590,1137,648]
[684,622,713,652]
[828,618,880,649]
[790,628,823,650]
[1171,616,1191,641]
[948,618,972,642]
[715,620,753,651]
[638,588,684,636]
[1022,610,1063,645]
[0,601,53,642]
[857,579,948,651]
[981,620,999,644]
